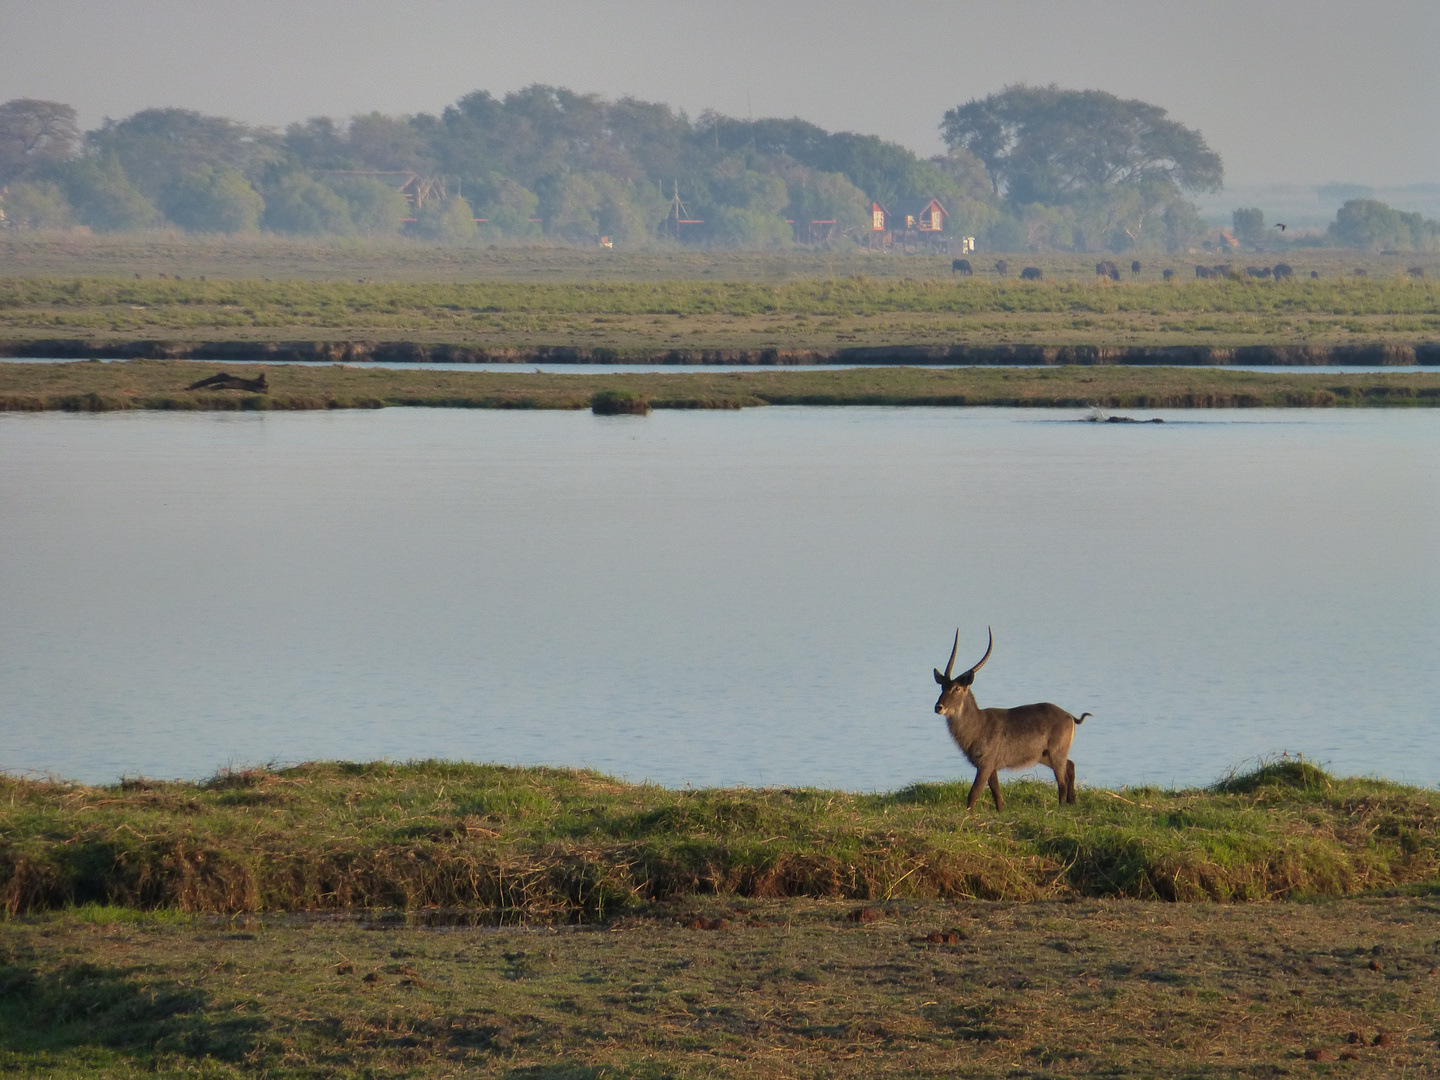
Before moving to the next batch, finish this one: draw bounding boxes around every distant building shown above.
[889,198,948,234]
[868,198,950,251]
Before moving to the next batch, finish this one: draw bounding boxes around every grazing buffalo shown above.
[1131,260,1141,275]
[1311,270,1320,279]
[1162,268,1175,281]
[994,260,1008,275]
[1095,260,1120,281]
[1353,268,1369,277]
[1195,265,1216,279]
[1019,266,1043,281]
[1245,266,1273,279]
[1407,267,1425,279]
[952,258,973,275]
[1273,263,1294,280]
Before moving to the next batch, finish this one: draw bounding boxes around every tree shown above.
[0,181,71,228]
[344,112,432,172]
[1163,200,1206,252]
[159,166,264,232]
[283,117,351,170]
[52,154,157,231]
[324,175,410,236]
[536,172,603,241]
[261,172,353,235]
[940,85,1222,205]
[414,195,477,242]
[931,147,994,202]
[707,206,792,248]
[467,173,540,238]
[87,109,280,199]
[784,169,869,237]
[1328,199,1433,251]
[0,99,79,183]
[1232,207,1265,243]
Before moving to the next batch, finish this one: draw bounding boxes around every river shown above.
[2,406,1436,791]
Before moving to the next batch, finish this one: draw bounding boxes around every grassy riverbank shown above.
[5,358,1440,412]
[5,759,1437,918]
[1,269,1438,353]
[3,760,1438,1077]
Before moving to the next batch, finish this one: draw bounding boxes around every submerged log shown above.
[186,371,268,392]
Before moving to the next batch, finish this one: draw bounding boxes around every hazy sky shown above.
[3,0,1436,186]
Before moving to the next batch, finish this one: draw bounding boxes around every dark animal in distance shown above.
[1353,268,1369,277]
[186,371,268,393]
[1245,266,1273,279]
[1273,263,1294,280]
[932,628,1089,810]
[951,258,973,275]
[1195,265,1216,279]
[1311,270,1320,279]
[1019,266,1043,281]
[1407,267,1425,279]
[1095,260,1120,281]
[1131,260,1141,275]
[1162,268,1175,281]
[994,260,1008,275]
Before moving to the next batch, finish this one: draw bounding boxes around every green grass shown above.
[5,358,1440,412]
[1,265,1437,352]
[3,760,1439,1077]
[4,759,1437,920]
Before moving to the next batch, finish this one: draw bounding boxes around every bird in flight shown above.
[1274,223,1287,231]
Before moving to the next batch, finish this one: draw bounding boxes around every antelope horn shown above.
[943,629,960,681]
[967,627,994,675]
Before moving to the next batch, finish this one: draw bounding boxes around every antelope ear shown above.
[933,668,946,685]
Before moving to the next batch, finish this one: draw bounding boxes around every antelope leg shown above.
[966,768,987,810]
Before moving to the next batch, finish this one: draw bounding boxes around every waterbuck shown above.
[932,629,1089,811]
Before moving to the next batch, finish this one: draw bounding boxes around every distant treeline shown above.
[0,87,1435,253]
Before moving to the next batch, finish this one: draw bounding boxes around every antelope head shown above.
[933,627,992,718]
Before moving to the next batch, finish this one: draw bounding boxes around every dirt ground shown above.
[3,896,1438,1078]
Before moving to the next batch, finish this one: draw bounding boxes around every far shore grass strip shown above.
[3,758,1436,918]
[1,272,1437,351]
[4,358,1440,412]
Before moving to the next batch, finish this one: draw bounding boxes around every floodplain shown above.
[0,235,1436,356]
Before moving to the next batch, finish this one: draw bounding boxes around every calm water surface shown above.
[2,406,1437,790]
[1,358,1431,373]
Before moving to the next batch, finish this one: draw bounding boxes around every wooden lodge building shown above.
[869,197,950,251]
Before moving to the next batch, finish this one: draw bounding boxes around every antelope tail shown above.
[1076,712,1092,724]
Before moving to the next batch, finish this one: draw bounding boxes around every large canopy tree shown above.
[0,99,80,183]
[87,108,280,199]
[940,85,1222,206]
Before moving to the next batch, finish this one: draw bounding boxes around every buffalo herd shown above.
[941,257,1408,283]
[1194,263,1298,280]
